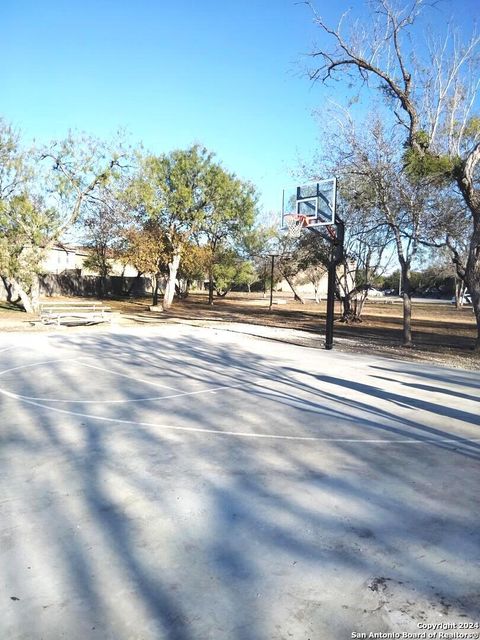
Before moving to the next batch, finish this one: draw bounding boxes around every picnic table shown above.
[39,301,112,326]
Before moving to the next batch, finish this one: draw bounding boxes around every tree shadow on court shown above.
[1,331,479,639]
[313,375,480,427]
[371,363,480,390]
[370,376,480,403]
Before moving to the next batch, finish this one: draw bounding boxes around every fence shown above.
[0,273,153,302]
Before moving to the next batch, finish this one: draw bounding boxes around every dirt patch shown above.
[1,293,478,370]
[122,293,479,369]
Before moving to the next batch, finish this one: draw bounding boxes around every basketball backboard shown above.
[281,178,337,232]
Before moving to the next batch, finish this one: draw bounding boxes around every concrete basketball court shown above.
[1,324,479,640]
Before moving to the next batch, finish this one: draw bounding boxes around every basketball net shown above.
[284,213,308,238]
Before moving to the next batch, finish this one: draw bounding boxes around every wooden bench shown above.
[39,302,112,326]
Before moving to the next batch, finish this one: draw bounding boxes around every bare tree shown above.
[275,233,309,303]
[418,189,472,306]
[80,182,130,297]
[305,108,425,341]
[336,207,394,323]
[351,120,431,344]
[306,0,480,347]
[293,231,328,302]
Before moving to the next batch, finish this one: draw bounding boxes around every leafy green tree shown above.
[199,164,257,304]
[0,120,61,312]
[176,243,210,297]
[120,223,170,306]
[212,248,257,297]
[212,249,258,298]
[382,270,401,293]
[235,260,258,293]
[0,194,59,312]
[130,146,213,310]
[129,146,257,309]
[242,225,277,296]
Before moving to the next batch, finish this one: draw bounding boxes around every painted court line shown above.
[78,359,178,391]
[0,346,16,354]
[2,383,243,404]
[0,358,242,403]
[1,385,479,446]
[0,358,78,377]
[1,358,479,445]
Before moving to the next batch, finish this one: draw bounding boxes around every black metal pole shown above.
[335,217,345,264]
[269,255,275,311]
[325,217,344,350]
[325,259,335,350]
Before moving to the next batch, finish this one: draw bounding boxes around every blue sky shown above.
[1,0,478,215]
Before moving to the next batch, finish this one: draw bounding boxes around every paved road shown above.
[1,325,479,640]
[368,297,454,304]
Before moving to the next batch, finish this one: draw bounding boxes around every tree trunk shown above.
[464,222,480,350]
[340,284,368,323]
[283,273,305,304]
[469,280,480,350]
[152,273,160,306]
[30,275,41,312]
[340,293,353,322]
[9,277,35,313]
[208,269,215,306]
[355,293,367,319]
[340,293,365,323]
[128,271,143,297]
[1,276,19,304]
[101,274,108,298]
[401,262,413,347]
[402,291,413,347]
[162,250,181,311]
[119,265,126,294]
[455,149,480,349]
[454,277,466,309]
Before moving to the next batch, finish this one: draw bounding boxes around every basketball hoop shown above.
[284,213,308,238]
[280,179,342,351]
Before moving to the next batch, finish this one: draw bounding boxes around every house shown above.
[36,245,152,298]
[41,245,138,278]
